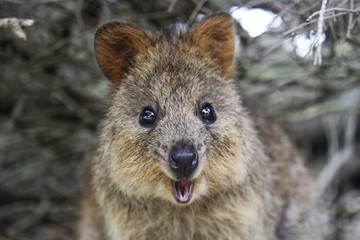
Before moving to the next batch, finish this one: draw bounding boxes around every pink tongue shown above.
[178,179,189,189]
[174,179,193,203]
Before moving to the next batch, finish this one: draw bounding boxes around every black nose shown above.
[169,143,198,179]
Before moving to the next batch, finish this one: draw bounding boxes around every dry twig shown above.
[317,114,358,192]
[167,0,179,13]
[313,0,328,65]
[306,7,360,22]
[187,0,207,25]
[0,18,35,40]
[282,11,356,37]
[346,0,355,39]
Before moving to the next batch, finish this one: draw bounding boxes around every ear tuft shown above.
[94,22,152,86]
[190,13,235,75]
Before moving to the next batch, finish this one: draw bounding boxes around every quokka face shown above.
[94,13,256,205]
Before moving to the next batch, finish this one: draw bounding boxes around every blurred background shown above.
[0,0,359,239]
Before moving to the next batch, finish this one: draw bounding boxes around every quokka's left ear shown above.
[190,13,235,76]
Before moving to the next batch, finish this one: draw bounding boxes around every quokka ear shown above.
[190,13,235,75]
[94,22,152,86]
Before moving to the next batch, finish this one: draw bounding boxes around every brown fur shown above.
[78,13,328,240]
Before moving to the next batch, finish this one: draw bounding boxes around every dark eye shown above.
[139,107,157,127]
[200,103,216,124]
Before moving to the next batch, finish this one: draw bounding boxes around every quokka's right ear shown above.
[94,22,152,87]
[190,13,235,76]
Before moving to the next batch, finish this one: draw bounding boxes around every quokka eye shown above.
[200,103,216,124]
[139,107,157,127]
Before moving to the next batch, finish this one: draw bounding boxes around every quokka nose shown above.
[169,144,198,179]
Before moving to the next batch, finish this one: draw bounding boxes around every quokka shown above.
[78,13,329,240]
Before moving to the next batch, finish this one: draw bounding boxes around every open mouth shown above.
[173,179,194,203]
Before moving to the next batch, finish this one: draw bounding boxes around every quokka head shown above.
[94,13,257,205]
